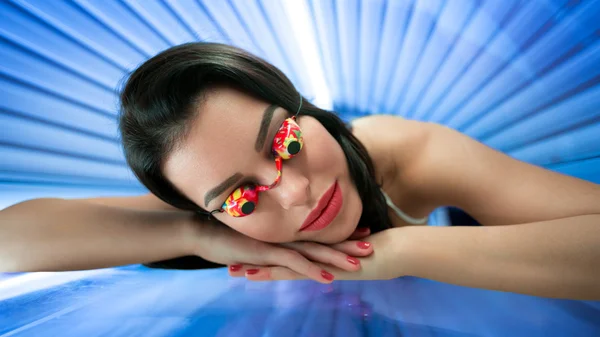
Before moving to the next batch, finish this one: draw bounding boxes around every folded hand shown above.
[195,219,374,284]
[230,228,402,281]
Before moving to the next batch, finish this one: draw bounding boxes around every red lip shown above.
[299,181,343,232]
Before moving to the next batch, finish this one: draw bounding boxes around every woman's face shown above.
[163,86,362,244]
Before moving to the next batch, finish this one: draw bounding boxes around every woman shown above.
[1,43,599,300]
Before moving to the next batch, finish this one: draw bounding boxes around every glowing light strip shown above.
[0,269,112,301]
[281,0,333,110]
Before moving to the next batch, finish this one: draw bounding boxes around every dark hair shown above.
[119,42,393,269]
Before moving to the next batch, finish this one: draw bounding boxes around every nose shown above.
[268,165,310,210]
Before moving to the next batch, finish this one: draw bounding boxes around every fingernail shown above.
[229,264,243,272]
[356,227,369,233]
[321,270,334,281]
[347,256,360,265]
[357,241,371,249]
[246,269,260,275]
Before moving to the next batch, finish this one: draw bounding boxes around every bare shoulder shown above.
[400,121,600,225]
[350,114,426,139]
[349,115,436,224]
[349,114,430,184]
[351,117,600,226]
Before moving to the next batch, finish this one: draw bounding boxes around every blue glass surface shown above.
[1,267,599,337]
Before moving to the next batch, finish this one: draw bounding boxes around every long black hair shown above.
[119,42,393,269]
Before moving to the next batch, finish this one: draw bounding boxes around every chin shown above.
[320,222,359,244]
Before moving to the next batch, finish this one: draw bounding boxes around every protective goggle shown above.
[208,99,303,218]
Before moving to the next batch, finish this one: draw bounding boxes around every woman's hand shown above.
[190,217,374,284]
[231,227,405,282]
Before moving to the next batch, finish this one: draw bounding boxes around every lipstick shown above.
[300,181,343,232]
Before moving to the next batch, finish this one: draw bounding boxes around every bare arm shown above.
[74,193,185,212]
[0,197,199,272]
[400,214,600,300]
[387,120,600,299]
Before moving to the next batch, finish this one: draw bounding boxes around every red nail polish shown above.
[246,269,260,275]
[321,270,334,281]
[356,227,369,232]
[357,241,371,249]
[229,264,243,272]
[347,256,360,265]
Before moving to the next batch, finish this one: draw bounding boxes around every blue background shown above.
[1,1,600,336]
[2,0,600,209]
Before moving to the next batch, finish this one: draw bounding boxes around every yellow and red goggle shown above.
[210,115,304,217]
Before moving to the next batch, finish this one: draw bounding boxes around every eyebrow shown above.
[203,172,243,208]
[203,105,280,208]
[255,104,278,151]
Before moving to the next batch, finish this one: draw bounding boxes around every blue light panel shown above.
[1,1,600,334]
[2,0,597,210]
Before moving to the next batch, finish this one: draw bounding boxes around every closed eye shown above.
[217,114,297,209]
[220,137,279,207]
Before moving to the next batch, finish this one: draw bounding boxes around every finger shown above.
[348,227,370,240]
[282,242,362,272]
[228,264,241,277]
[261,263,368,282]
[265,248,335,284]
[297,262,360,281]
[329,240,374,257]
[245,266,306,282]
[228,264,261,277]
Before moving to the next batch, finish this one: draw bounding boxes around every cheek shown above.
[321,149,346,178]
[307,135,345,172]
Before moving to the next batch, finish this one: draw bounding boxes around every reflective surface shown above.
[2,267,599,337]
